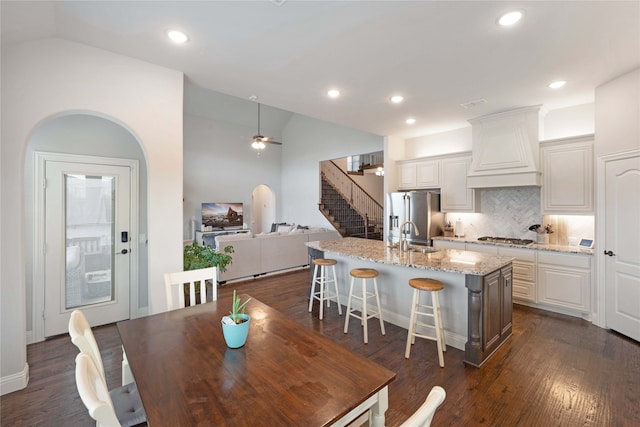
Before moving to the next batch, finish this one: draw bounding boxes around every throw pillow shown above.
[270,222,287,232]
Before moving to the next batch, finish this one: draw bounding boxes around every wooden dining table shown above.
[117,294,396,426]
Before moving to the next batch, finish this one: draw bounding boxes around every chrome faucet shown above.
[399,221,420,251]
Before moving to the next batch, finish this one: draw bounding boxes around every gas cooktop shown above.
[477,236,534,246]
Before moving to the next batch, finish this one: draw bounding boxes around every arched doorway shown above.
[251,185,275,234]
[26,113,148,341]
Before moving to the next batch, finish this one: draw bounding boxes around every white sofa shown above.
[212,229,340,283]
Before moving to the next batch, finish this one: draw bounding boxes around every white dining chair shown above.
[69,309,106,381]
[399,386,446,427]
[75,352,146,427]
[68,309,134,386]
[164,267,217,311]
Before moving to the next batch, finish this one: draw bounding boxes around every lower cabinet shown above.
[435,239,593,319]
[465,264,513,367]
[498,247,536,303]
[537,252,590,313]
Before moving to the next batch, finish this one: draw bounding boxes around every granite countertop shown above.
[306,237,514,276]
[432,236,594,255]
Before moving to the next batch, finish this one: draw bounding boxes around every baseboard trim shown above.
[0,363,29,396]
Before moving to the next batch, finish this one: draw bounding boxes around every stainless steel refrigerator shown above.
[387,190,444,246]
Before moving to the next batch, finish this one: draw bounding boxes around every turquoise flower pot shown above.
[221,314,251,348]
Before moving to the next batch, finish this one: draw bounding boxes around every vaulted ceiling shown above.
[2,1,638,138]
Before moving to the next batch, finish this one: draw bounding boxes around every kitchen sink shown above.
[387,244,439,253]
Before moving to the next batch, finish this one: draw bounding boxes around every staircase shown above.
[319,161,383,240]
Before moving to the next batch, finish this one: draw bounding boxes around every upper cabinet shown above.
[397,153,477,212]
[540,134,594,215]
[441,155,478,212]
[397,159,440,190]
[416,160,440,188]
[398,162,418,189]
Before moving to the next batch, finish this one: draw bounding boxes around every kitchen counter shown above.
[307,237,514,276]
[432,236,594,255]
[306,237,514,367]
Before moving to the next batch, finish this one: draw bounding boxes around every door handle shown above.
[119,249,129,255]
[603,250,615,257]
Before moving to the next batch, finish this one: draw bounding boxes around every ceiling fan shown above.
[250,99,282,150]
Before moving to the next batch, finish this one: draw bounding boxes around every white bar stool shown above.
[308,258,342,320]
[405,277,446,367]
[343,268,386,344]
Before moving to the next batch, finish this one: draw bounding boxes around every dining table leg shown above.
[370,386,389,427]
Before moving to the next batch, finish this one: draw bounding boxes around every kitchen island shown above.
[306,237,514,367]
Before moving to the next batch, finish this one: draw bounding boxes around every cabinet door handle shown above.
[603,250,615,257]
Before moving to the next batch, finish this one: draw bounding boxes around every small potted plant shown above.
[529,224,554,244]
[221,290,252,348]
[183,242,234,304]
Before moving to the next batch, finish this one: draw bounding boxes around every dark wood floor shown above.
[2,269,639,426]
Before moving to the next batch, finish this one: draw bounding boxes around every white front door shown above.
[44,160,132,337]
[605,154,640,342]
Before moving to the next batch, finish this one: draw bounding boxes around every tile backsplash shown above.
[444,187,594,245]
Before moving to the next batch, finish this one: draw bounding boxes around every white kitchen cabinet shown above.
[397,159,440,190]
[416,160,440,188]
[498,247,536,303]
[398,162,417,190]
[432,239,466,250]
[441,155,478,212]
[540,135,594,214]
[537,251,590,313]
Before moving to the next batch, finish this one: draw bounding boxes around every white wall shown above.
[595,68,640,157]
[281,114,384,227]
[405,127,472,158]
[183,114,282,238]
[543,103,595,140]
[1,38,183,394]
[400,103,596,161]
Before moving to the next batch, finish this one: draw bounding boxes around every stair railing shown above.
[320,160,383,237]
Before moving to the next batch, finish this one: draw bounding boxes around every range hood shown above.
[467,105,545,188]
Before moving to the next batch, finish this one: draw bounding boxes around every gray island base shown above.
[306,238,514,367]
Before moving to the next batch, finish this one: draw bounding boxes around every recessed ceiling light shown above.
[498,11,523,26]
[327,89,340,98]
[390,95,404,104]
[405,118,416,125]
[167,30,188,44]
[548,80,567,89]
